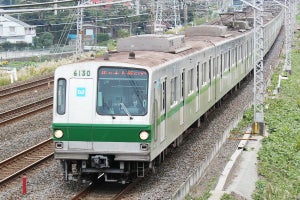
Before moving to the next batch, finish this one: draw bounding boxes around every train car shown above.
[52,6,283,183]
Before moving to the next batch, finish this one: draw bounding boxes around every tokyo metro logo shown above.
[76,87,86,97]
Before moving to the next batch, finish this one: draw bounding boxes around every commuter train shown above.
[52,6,283,183]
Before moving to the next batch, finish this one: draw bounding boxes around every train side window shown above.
[213,57,216,79]
[202,62,207,86]
[232,48,235,66]
[196,63,199,91]
[208,58,212,83]
[235,46,238,67]
[181,70,185,100]
[228,49,231,71]
[220,53,223,77]
[216,56,219,76]
[57,78,66,115]
[224,52,228,71]
[170,77,178,106]
[188,68,194,95]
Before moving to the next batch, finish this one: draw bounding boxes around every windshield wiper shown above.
[120,103,133,119]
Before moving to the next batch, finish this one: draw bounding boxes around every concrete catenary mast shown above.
[154,0,181,34]
[240,0,265,134]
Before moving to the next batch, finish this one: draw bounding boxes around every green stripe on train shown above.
[52,123,153,142]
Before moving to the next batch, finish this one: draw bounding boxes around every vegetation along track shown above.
[0,96,53,126]
[0,75,53,99]
[0,138,53,185]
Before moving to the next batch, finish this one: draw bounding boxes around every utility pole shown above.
[135,0,140,15]
[284,0,292,74]
[271,0,295,74]
[182,1,188,26]
[54,0,58,15]
[76,0,84,59]
[74,0,132,58]
[240,0,265,134]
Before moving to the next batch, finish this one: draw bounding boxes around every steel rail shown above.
[0,138,54,185]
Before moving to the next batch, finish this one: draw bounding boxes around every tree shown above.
[1,42,13,51]
[118,29,130,38]
[38,32,54,47]
[97,33,110,43]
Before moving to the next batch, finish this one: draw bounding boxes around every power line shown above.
[0,0,74,9]
[0,0,132,14]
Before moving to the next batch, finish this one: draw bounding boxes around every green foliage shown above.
[106,39,117,51]
[192,17,207,26]
[231,107,254,133]
[38,32,55,47]
[220,193,235,200]
[97,33,110,43]
[0,41,13,50]
[187,178,216,200]
[252,32,300,200]
[0,77,11,86]
[117,29,130,38]
[8,61,37,70]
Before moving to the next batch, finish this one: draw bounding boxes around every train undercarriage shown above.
[61,155,149,184]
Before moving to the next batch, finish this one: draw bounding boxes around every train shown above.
[52,5,283,183]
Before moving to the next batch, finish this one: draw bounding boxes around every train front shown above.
[52,62,152,183]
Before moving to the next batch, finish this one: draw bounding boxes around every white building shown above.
[0,14,36,44]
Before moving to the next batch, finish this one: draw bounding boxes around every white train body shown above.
[52,8,283,183]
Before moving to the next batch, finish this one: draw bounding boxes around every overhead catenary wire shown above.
[0,0,74,9]
[0,0,132,14]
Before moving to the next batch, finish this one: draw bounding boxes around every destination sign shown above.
[99,67,148,79]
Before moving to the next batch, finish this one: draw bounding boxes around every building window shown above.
[9,26,15,33]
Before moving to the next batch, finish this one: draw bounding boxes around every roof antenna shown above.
[128,45,135,59]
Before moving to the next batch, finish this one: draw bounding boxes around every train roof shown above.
[88,7,281,68]
[94,31,246,68]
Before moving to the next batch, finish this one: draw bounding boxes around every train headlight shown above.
[139,131,149,141]
[54,130,64,138]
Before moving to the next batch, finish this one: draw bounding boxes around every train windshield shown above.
[97,67,148,116]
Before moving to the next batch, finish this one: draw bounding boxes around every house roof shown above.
[0,14,36,28]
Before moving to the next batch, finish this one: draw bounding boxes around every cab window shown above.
[97,67,149,116]
[57,78,66,115]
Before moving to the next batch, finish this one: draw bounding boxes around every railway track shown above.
[71,177,142,200]
[0,138,53,185]
[0,75,53,99]
[0,96,53,126]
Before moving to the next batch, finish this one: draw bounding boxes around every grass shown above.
[0,51,105,86]
[228,27,300,200]
[251,34,300,200]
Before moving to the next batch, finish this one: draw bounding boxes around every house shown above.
[0,14,36,44]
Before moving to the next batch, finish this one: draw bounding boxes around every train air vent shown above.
[103,51,109,60]
[128,51,135,59]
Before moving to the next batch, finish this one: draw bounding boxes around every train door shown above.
[196,63,200,112]
[160,78,167,142]
[154,78,167,143]
[208,58,212,102]
[214,56,218,101]
[220,53,223,93]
